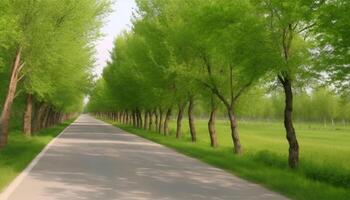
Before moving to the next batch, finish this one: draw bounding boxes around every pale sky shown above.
[94,0,137,77]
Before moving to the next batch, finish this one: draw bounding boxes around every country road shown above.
[1,115,288,200]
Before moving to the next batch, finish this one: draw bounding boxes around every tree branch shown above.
[297,23,316,33]
[14,89,23,99]
[18,62,25,73]
[278,73,287,84]
[200,79,230,108]
[233,82,253,102]
[17,74,25,82]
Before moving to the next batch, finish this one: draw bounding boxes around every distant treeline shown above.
[227,88,349,124]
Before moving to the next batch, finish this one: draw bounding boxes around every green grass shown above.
[0,120,74,191]
[108,119,350,200]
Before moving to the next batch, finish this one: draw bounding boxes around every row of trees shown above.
[0,0,111,148]
[234,88,350,124]
[87,0,349,169]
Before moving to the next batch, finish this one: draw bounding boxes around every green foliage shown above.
[87,79,118,112]
[1,0,111,118]
[0,0,18,65]
[315,0,350,93]
[88,0,280,116]
[16,0,110,112]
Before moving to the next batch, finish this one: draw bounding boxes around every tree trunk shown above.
[208,99,218,148]
[158,108,163,134]
[23,94,33,137]
[47,110,54,127]
[41,106,50,129]
[144,111,148,130]
[137,109,143,128]
[119,112,123,123]
[47,108,54,127]
[154,110,159,132]
[52,112,57,125]
[129,111,133,125]
[148,111,153,131]
[122,111,126,124]
[0,47,23,148]
[188,97,197,142]
[227,107,242,154]
[56,112,60,124]
[51,110,56,125]
[44,108,51,128]
[33,103,47,132]
[58,112,63,123]
[163,108,172,135]
[135,110,139,127]
[281,77,299,169]
[125,111,129,124]
[132,110,137,127]
[112,112,116,121]
[114,112,117,122]
[176,103,185,139]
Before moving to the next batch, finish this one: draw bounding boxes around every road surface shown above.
[1,115,288,200]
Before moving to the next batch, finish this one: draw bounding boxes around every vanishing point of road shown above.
[1,115,288,200]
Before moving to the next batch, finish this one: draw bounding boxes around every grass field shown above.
[113,119,350,200]
[0,120,74,191]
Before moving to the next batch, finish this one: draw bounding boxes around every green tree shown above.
[187,0,277,154]
[254,0,326,168]
[0,0,111,147]
[315,0,350,93]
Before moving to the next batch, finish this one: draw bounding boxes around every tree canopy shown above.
[0,0,111,146]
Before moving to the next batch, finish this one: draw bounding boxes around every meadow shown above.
[116,119,350,200]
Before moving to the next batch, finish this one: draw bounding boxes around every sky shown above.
[94,0,137,77]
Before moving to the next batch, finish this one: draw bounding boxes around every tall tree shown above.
[254,0,325,168]
[188,0,277,154]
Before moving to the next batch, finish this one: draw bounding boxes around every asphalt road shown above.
[2,115,288,200]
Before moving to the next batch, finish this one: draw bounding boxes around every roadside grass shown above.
[107,119,350,200]
[0,120,74,191]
